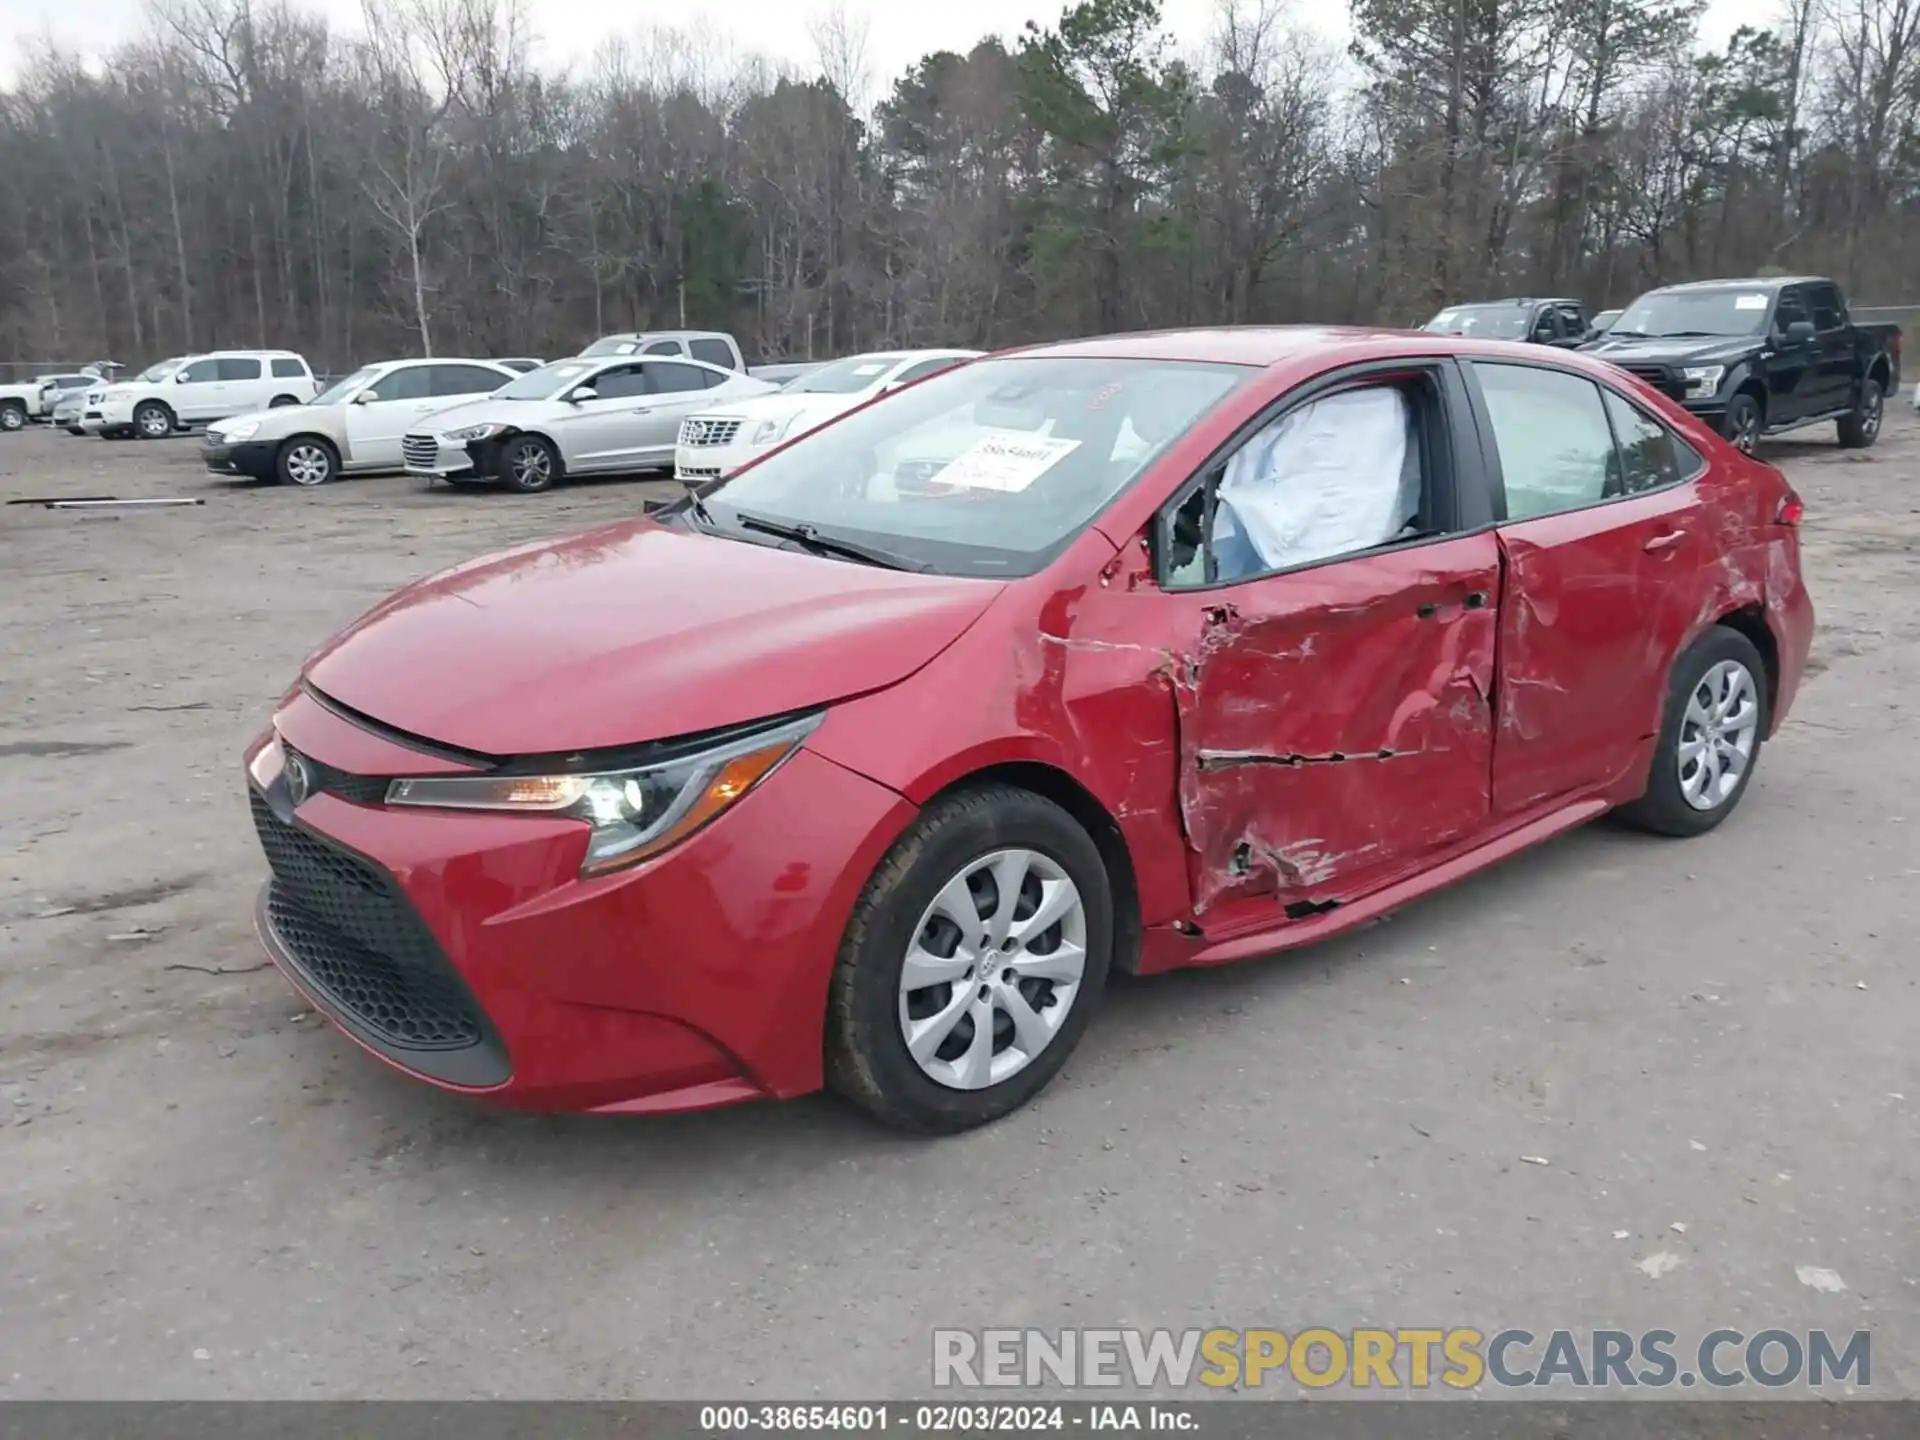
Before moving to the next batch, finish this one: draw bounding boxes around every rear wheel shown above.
[826,785,1113,1133]
[1721,392,1762,454]
[276,436,338,487]
[269,394,301,408]
[134,401,174,439]
[1618,627,1770,838]
[0,401,25,432]
[1837,378,1883,449]
[498,434,560,493]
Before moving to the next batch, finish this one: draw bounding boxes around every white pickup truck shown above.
[576,330,823,387]
[0,368,105,431]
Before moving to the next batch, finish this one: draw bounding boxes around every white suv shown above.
[85,350,318,439]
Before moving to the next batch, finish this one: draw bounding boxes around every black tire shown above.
[826,784,1114,1133]
[133,401,174,440]
[1837,377,1884,449]
[497,434,560,493]
[1721,392,1762,454]
[65,426,86,436]
[275,436,338,487]
[1618,627,1771,838]
[269,394,301,408]
[0,401,25,432]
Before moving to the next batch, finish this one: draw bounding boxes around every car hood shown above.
[411,397,564,433]
[210,403,334,441]
[1582,336,1758,367]
[703,393,851,431]
[302,519,1004,756]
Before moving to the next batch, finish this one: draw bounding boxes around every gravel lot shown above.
[2,413,1916,1401]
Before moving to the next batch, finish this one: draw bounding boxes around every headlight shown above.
[444,422,508,442]
[751,414,798,445]
[384,712,821,875]
[220,419,260,442]
[1682,365,1725,397]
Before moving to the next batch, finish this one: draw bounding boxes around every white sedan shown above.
[673,349,980,482]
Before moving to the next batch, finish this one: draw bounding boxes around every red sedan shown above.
[244,327,1814,1132]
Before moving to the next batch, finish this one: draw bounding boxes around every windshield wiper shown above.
[728,509,929,572]
[1606,329,1648,339]
[1657,330,1725,339]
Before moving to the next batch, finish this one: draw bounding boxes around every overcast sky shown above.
[1,0,1750,93]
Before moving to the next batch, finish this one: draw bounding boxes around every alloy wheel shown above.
[138,407,170,438]
[510,444,552,487]
[897,848,1088,1091]
[1677,658,1760,811]
[0,407,23,432]
[1862,388,1883,441]
[284,443,332,486]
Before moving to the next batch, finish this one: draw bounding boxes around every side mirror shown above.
[174,372,190,383]
[570,387,598,404]
[351,389,375,405]
[1783,320,1816,347]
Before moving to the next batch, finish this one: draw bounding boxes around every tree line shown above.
[0,0,1916,371]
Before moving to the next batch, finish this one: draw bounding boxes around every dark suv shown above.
[1422,298,1591,348]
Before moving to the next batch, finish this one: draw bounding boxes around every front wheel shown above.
[276,436,338,487]
[1618,627,1770,838]
[1837,378,1883,449]
[134,402,173,439]
[0,402,25,432]
[498,434,560,493]
[1721,393,1762,454]
[826,785,1113,1133]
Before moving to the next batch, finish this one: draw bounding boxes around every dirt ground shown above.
[1,410,1916,1400]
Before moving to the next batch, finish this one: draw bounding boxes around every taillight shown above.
[1775,490,1804,527]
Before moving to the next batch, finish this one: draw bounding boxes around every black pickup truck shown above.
[1582,276,1901,451]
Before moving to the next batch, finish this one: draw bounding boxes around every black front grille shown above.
[1622,364,1685,400]
[282,742,389,806]
[250,789,508,1082]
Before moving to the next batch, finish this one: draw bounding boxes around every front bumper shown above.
[402,433,483,480]
[674,437,769,482]
[242,691,914,1113]
[204,439,278,478]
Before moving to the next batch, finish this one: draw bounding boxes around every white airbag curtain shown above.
[1212,387,1416,578]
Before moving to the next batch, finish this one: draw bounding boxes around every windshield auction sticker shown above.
[933,434,1081,493]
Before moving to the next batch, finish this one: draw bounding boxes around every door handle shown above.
[1644,531,1688,553]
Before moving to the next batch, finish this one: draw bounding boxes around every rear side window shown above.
[1473,363,1620,519]
[642,340,683,356]
[1601,390,1702,494]
[690,338,737,369]
[1808,285,1844,331]
[430,364,508,397]
[217,357,262,381]
[647,362,713,394]
[270,358,307,378]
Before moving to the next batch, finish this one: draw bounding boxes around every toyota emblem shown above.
[284,751,311,806]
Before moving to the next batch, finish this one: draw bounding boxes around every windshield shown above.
[496,360,598,400]
[134,359,183,384]
[785,355,906,395]
[691,356,1249,578]
[579,336,642,357]
[312,366,379,406]
[1611,290,1772,339]
[1423,304,1530,339]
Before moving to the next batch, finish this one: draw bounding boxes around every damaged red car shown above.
[244,327,1813,1132]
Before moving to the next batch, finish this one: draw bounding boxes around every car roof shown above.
[990,325,1653,378]
[1649,277,1826,294]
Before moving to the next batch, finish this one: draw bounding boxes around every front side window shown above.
[695,356,1249,578]
[1474,363,1620,519]
[177,359,220,384]
[367,366,433,402]
[216,357,262,381]
[1161,382,1427,589]
[1809,285,1844,331]
[585,364,650,400]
